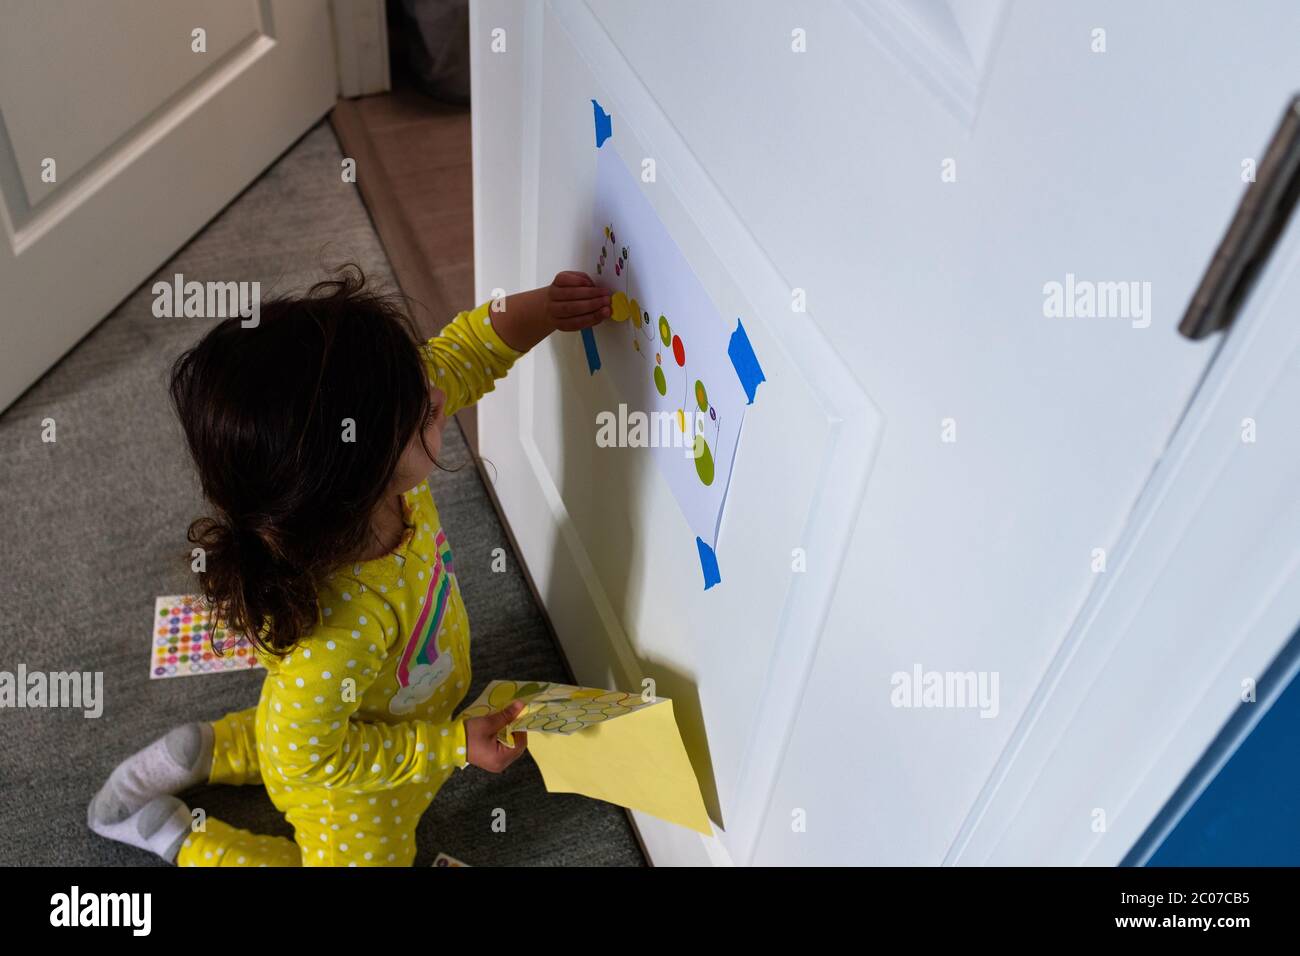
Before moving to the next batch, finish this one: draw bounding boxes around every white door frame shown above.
[330,0,390,97]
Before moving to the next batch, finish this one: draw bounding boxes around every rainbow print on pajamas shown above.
[395,529,455,693]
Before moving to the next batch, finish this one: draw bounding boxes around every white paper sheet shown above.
[590,146,747,549]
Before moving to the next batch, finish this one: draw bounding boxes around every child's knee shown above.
[164,722,211,773]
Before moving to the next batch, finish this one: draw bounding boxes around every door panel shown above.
[0,0,337,409]
[1,0,265,206]
[476,0,883,865]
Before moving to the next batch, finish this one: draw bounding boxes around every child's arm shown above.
[490,272,611,353]
[423,273,610,417]
[262,618,529,788]
[262,619,467,792]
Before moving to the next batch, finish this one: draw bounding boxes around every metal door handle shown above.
[1180,95,1300,339]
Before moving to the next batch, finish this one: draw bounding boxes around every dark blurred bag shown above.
[391,0,470,104]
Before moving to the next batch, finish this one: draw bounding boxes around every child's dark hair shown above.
[170,265,432,656]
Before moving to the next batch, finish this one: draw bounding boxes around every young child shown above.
[88,266,611,866]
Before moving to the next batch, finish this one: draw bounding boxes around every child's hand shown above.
[545,271,612,331]
[491,275,612,352]
[464,701,529,773]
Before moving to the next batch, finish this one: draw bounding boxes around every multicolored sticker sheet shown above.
[459,680,660,745]
[150,594,262,680]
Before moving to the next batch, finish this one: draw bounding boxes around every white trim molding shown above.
[331,0,390,97]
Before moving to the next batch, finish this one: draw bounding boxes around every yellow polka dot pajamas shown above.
[176,301,523,867]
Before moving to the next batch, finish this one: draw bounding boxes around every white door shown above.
[0,0,337,410]
[471,0,1300,865]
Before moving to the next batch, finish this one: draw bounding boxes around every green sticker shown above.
[693,435,715,485]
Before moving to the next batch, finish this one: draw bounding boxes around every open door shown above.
[0,0,338,410]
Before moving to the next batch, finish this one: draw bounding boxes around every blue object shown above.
[696,537,721,590]
[580,327,601,374]
[1128,624,1300,866]
[592,99,613,148]
[728,319,765,404]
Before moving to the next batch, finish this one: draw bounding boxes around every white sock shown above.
[88,722,213,826]
[89,795,193,862]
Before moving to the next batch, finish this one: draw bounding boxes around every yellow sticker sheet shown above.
[459,680,712,836]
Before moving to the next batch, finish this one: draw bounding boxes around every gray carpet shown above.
[0,122,645,867]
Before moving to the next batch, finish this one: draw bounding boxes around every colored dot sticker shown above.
[694,435,715,485]
[610,291,632,322]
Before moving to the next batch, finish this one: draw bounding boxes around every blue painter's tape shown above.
[592,99,613,148]
[728,319,765,404]
[581,327,601,374]
[696,537,721,590]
